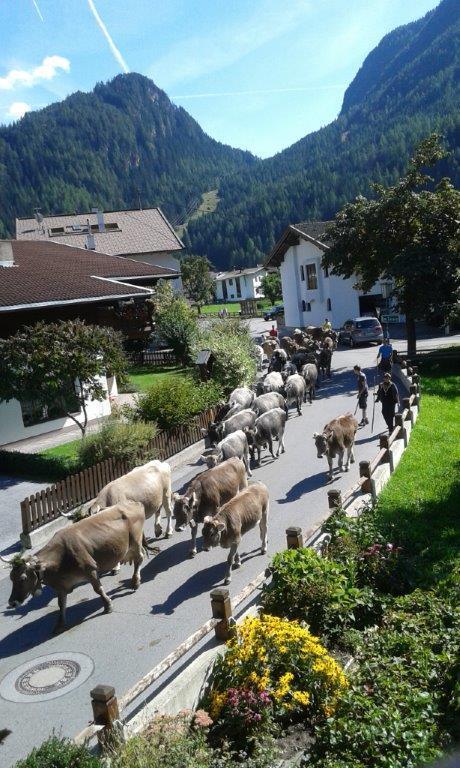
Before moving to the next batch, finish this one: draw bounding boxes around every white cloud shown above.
[87,0,130,74]
[7,102,31,119]
[0,55,70,91]
[150,0,311,87]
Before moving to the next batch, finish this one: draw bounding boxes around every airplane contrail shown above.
[172,85,346,99]
[32,0,44,22]
[87,0,129,74]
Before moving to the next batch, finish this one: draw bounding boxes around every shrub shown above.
[152,281,198,365]
[322,508,412,595]
[308,587,460,768]
[0,449,78,482]
[77,419,157,468]
[14,735,101,768]
[137,376,222,430]
[193,319,257,392]
[260,548,382,646]
[203,615,348,729]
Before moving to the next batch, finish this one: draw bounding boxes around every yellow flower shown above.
[208,691,227,719]
[292,690,311,707]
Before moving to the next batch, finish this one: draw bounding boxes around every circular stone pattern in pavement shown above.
[0,652,94,703]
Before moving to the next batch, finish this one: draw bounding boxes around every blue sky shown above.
[0,0,440,157]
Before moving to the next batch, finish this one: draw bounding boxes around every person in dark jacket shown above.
[353,364,369,426]
[375,373,400,432]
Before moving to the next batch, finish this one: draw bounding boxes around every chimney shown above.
[92,207,105,233]
[0,240,15,267]
[85,219,96,250]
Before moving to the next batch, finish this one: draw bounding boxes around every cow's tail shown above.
[142,534,160,557]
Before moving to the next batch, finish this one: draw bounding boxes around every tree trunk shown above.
[405,314,417,357]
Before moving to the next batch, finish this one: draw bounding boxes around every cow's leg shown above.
[243,447,253,477]
[350,444,355,464]
[280,428,286,454]
[327,455,333,480]
[189,520,198,557]
[131,547,144,590]
[154,510,163,539]
[256,446,261,465]
[111,562,121,575]
[337,449,344,472]
[89,570,112,614]
[163,484,173,538]
[225,542,239,584]
[260,506,268,554]
[53,592,67,633]
[268,436,275,459]
[297,396,302,416]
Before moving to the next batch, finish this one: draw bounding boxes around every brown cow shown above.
[202,482,269,584]
[313,413,358,481]
[6,502,148,632]
[172,457,247,556]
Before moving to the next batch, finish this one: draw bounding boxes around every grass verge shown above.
[125,364,184,393]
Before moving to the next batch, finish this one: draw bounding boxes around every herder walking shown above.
[375,373,400,433]
[353,364,369,426]
[377,338,393,377]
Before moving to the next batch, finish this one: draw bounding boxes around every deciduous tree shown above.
[0,320,128,437]
[259,272,282,306]
[324,135,460,354]
[180,255,215,314]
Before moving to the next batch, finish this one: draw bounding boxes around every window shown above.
[235,276,241,298]
[306,263,318,290]
[327,298,332,311]
[302,300,311,312]
[306,302,311,312]
[228,278,233,285]
[49,227,65,236]
[301,300,306,312]
[20,386,79,428]
[324,265,329,278]
[300,265,305,281]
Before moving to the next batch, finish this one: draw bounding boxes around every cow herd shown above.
[4,327,360,633]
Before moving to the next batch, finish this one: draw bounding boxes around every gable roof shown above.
[215,265,267,281]
[265,221,331,267]
[16,207,184,258]
[0,240,177,312]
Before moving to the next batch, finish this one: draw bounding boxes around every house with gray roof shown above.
[214,265,268,302]
[16,206,183,287]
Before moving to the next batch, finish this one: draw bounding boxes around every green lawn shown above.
[125,364,185,393]
[374,353,460,585]
[41,439,81,461]
[199,299,282,316]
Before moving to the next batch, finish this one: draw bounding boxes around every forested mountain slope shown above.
[186,0,460,268]
[0,0,458,267]
[0,73,257,237]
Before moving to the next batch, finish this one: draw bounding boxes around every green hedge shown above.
[137,376,222,430]
[0,449,78,482]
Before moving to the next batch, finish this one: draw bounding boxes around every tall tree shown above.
[150,280,198,364]
[258,272,282,305]
[0,320,128,437]
[180,255,215,314]
[323,135,460,354]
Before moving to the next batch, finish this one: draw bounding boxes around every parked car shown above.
[264,304,284,321]
[339,317,384,347]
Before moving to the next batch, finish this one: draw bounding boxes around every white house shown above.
[265,221,386,329]
[0,375,117,448]
[214,266,268,302]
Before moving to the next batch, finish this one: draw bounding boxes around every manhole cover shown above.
[0,652,94,703]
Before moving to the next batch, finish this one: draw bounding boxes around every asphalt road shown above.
[0,336,457,766]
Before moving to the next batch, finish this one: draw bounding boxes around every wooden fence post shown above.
[286,526,304,549]
[410,383,420,407]
[327,489,342,510]
[90,685,120,748]
[359,460,371,494]
[403,396,414,425]
[210,588,235,642]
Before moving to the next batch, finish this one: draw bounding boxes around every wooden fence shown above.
[20,407,217,536]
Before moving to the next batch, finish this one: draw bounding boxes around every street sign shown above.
[381,314,399,324]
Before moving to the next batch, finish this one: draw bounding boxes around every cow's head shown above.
[244,426,257,448]
[202,516,226,550]
[200,448,222,469]
[214,401,232,422]
[7,556,43,608]
[313,431,331,458]
[201,421,223,446]
[172,491,198,531]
